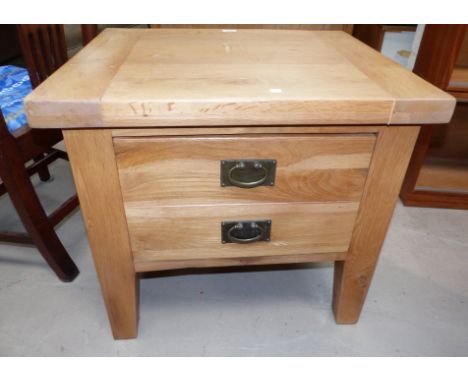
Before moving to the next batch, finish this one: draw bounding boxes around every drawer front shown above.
[114,134,375,206]
[126,202,360,265]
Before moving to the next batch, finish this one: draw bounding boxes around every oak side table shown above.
[25,28,455,339]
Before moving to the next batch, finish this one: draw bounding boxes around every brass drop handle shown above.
[227,222,265,244]
[227,161,269,188]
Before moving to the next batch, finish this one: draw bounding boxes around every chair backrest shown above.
[0,112,17,163]
[81,25,98,46]
[16,25,68,88]
[0,111,10,139]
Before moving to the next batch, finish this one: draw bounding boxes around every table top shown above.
[25,28,455,129]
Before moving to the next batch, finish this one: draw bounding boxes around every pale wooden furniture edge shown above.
[318,32,456,125]
[150,24,354,33]
[111,125,381,137]
[63,129,138,339]
[135,252,347,272]
[127,202,360,263]
[114,134,375,206]
[332,125,421,323]
[25,29,455,128]
[25,29,143,127]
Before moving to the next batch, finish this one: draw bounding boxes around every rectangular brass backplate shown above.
[220,159,276,188]
[221,220,272,244]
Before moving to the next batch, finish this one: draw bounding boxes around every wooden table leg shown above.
[63,129,138,339]
[333,126,420,323]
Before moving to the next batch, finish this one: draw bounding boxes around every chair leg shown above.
[0,135,79,282]
[33,154,52,181]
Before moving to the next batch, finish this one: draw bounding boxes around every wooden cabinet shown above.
[353,24,416,51]
[400,25,468,209]
[25,28,453,339]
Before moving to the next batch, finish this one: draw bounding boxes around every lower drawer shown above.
[125,202,360,269]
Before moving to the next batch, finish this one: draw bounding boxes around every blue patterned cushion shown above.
[0,65,33,133]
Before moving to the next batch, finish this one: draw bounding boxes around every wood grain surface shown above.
[111,125,381,137]
[25,28,455,128]
[135,252,347,272]
[114,134,375,206]
[126,202,360,268]
[318,32,456,125]
[150,24,354,34]
[26,29,143,127]
[416,158,468,193]
[63,129,138,339]
[448,67,468,92]
[332,125,420,324]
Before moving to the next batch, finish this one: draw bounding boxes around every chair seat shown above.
[0,65,32,133]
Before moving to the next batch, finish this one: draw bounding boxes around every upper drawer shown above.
[114,134,375,206]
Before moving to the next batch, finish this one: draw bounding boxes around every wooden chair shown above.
[0,25,98,281]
